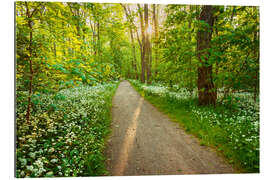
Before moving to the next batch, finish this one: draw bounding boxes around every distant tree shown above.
[153,4,159,77]
[121,4,138,79]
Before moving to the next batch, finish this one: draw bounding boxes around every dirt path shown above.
[105,81,235,176]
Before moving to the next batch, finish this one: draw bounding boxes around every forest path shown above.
[105,80,235,176]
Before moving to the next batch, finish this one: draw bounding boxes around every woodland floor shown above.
[105,81,235,176]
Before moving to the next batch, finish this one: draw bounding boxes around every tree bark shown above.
[149,37,152,84]
[188,5,193,97]
[135,27,143,80]
[53,42,57,57]
[89,5,98,58]
[137,4,146,83]
[89,20,96,57]
[121,4,138,79]
[153,4,159,77]
[25,2,35,123]
[131,30,138,79]
[144,4,151,84]
[97,20,100,59]
[253,17,259,102]
[197,5,217,106]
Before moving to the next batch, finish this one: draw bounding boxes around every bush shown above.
[129,79,259,172]
[16,82,118,177]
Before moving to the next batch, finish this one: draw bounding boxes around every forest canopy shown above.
[16,2,259,108]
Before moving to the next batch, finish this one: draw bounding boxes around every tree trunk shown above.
[53,42,57,57]
[62,22,66,56]
[89,5,98,59]
[135,27,143,80]
[121,4,138,79]
[144,4,151,84]
[197,5,217,106]
[149,38,152,84]
[215,26,219,100]
[138,4,146,83]
[128,7,138,80]
[89,20,96,57]
[25,2,34,123]
[188,5,193,97]
[253,25,259,102]
[153,4,159,77]
[97,21,100,59]
[130,30,138,79]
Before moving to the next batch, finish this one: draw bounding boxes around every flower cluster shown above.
[16,82,118,177]
[130,79,259,172]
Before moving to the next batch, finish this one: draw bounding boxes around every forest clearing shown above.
[16,1,259,177]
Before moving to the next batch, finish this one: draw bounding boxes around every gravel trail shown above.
[105,81,235,176]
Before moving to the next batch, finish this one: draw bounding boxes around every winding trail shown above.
[105,81,235,176]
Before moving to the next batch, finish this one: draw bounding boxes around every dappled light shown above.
[16,1,259,177]
[113,97,143,175]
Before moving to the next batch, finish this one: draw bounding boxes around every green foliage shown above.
[16,2,124,95]
[157,5,259,94]
[16,2,260,176]
[16,82,119,177]
[16,2,131,177]
[130,79,259,173]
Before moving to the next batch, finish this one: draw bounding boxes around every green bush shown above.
[16,82,118,177]
[130,79,259,173]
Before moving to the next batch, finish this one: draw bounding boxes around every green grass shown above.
[129,80,259,173]
[132,83,225,147]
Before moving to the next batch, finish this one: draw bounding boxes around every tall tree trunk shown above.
[121,4,138,79]
[188,5,193,97]
[153,4,159,77]
[149,38,152,84]
[89,5,98,59]
[196,5,217,106]
[97,20,100,59]
[132,30,138,79]
[138,4,146,83]
[25,2,34,123]
[214,22,219,99]
[62,21,66,56]
[53,42,57,57]
[89,20,96,57]
[128,7,138,80]
[253,20,259,102]
[144,4,151,84]
[135,27,143,80]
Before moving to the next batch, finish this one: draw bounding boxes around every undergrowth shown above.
[16,81,119,177]
[129,79,259,173]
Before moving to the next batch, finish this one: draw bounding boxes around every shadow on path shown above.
[105,81,235,176]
